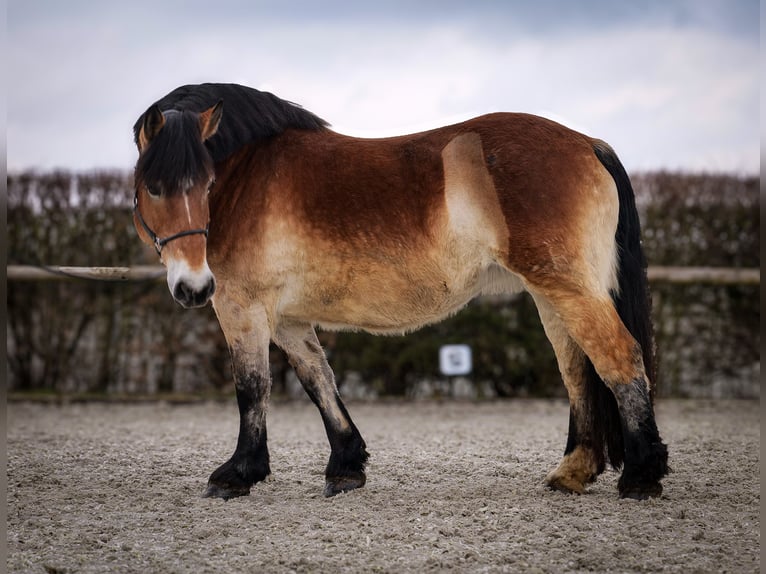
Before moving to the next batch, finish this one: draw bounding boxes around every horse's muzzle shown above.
[166,258,217,309]
[173,275,216,308]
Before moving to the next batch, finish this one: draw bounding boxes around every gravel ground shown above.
[7,398,760,573]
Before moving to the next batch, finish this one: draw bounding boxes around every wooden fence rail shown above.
[6,265,761,285]
[6,265,166,282]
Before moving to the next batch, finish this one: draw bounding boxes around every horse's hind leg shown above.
[532,294,622,494]
[273,322,369,497]
[533,289,668,498]
[533,295,599,493]
[204,299,272,500]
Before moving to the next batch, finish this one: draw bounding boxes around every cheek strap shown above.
[133,193,209,255]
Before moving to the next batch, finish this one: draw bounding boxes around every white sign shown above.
[439,344,472,376]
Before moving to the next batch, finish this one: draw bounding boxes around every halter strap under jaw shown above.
[133,193,209,256]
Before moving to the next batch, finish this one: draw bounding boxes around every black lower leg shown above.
[204,369,271,500]
[559,358,624,471]
[612,378,669,499]
[320,395,369,497]
[560,405,602,484]
[565,359,625,472]
[279,328,370,496]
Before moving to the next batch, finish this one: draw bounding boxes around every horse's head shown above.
[133,101,222,308]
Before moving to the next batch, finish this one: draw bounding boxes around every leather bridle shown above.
[133,192,209,255]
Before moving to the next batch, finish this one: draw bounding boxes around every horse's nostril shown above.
[174,281,194,306]
[205,277,216,299]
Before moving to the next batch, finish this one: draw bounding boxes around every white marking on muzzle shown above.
[165,256,216,308]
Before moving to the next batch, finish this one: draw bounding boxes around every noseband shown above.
[133,193,209,255]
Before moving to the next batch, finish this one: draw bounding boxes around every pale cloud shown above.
[7,1,759,174]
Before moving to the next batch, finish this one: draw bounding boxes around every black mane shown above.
[133,83,328,193]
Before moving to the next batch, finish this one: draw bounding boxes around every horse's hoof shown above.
[204,456,270,500]
[619,482,663,500]
[545,472,591,495]
[202,482,251,500]
[545,479,584,495]
[323,474,366,497]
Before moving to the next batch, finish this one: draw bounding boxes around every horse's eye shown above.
[146,186,161,198]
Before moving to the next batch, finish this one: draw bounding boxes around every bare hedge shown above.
[6,170,760,398]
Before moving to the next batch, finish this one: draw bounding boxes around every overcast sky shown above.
[7,0,760,174]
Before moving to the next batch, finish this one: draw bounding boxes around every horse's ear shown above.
[199,100,223,141]
[138,105,165,151]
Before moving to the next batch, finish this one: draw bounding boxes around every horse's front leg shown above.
[274,322,369,497]
[204,300,272,500]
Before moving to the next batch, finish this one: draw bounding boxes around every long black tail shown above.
[593,141,656,389]
[574,141,657,471]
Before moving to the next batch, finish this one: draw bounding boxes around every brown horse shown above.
[132,83,667,500]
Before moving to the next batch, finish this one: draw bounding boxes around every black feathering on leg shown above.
[323,412,370,497]
[274,324,370,497]
[204,426,270,500]
[612,378,669,499]
[564,357,626,475]
[204,363,272,500]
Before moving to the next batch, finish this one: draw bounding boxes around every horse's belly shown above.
[279,258,523,334]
